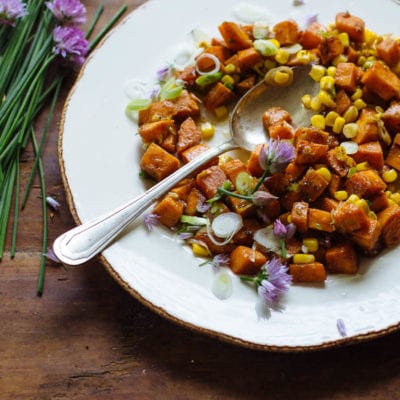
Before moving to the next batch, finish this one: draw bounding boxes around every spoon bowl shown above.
[53,64,318,265]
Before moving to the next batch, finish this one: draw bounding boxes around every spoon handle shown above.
[53,140,237,265]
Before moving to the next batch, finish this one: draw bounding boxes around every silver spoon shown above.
[53,64,318,265]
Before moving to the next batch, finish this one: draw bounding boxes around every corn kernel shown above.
[301,94,312,109]
[364,29,378,45]
[316,167,332,182]
[333,116,346,134]
[347,194,360,203]
[342,123,359,138]
[275,49,289,64]
[325,111,340,126]
[295,50,312,64]
[311,114,326,130]
[309,65,326,82]
[388,199,397,207]
[214,106,228,119]
[338,32,350,47]
[224,63,236,74]
[368,210,378,220]
[356,161,370,172]
[192,243,210,257]
[274,70,291,85]
[382,168,398,183]
[268,39,280,48]
[221,74,235,87]
[200,121,215,140]
[317,90,336,108]
[385,190,392,198]
[326,66,337,77]
[264,59,277,70]
[355,198,370,213]
[343,105,359,123]
[390,192,400,204]
[351,88,363,101]
[287,215,292,223]
[334,190,348,201]
[302,238,319,253]
[310,96,322,112]
[293,253,315,264]
[320,76,335,91]
[353,98,367,110]
[332,54,348,66]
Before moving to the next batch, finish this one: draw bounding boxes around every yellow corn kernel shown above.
[311,114,326,130]
[390,192,400,204]
[385,190,392,198]
[295,50,312,64]
[268,39,280,48]
[214,105,228,119]
[356,161,370,172]
[224,63,236,74]
[275,48,289,64]
[293,253,315,264]
[332,54,348,66]
[351,88,363,101]
[316,166,332,182]
[353,98,367,110]
[310,96,322,112]
[347,194,360,203]
[364,29,378,45]
[301,94,312,109]
[343,105,359,123]
[342,123,359,139]
[338,32,350,47]
[200,121,215,140]
[326,66,337,77]
[333,116,346,134]
[221,74,235,87]
[388,198,397,207]
[320,76,335,91]
[309,64,326,82]
[382,168,398,183]
[287,215,293,223]
[302,238,319,253]
[264,59,277,70]
[355,198,370,213]
[368,210,378,220]
[317,90,336,108]
[334,190,348,201]
[325,111,340,127]
[192,243,210,257]
[274,70,291,85]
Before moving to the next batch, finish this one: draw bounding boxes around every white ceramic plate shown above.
[60,0,400,350]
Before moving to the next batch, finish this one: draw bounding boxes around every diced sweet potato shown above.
[177,117,201,156]
[331,201,369,233]
[285,162,306,181]
[291,201,309,234]
[361,61,400,101]
[262,106,292,129]
[268,121,295,140]
[280,190,303,211]
[299,22,326,49]
[196,165,227,199]
[169,178,195,201]
[233,219,263,247]
[325,242,358,274]
[352,141,384,171]
[299,168,330,202]
[345,169,386,198]
[294,127,329,145]
[354,108,380,144]
[193,230,235,255]
[219,158,248,187]
[264,173,289,195]
[153,196,184,228]
[204,82,236,110]
[376,37,400,66]
[378,205,400,247]
[308,208,335,232]
[382,102,400,134]
[181,143,212,164]
[140,143,180,181]
[351,218,382,253]
[273,19,299,45]
[161,132,176,153]
[226,194,256,218]
[369,192,390,213]
[237,47,263,69]
[335,12,365,42]
[321,197,339,212]
[230,246,267,275]
[295,140,329,165]
[177,66,197,86]
[236,75,256,94]
[218,21,252,51]
[138,119,176,144]
[289,262,326,283]
[320,35,345,65]
[184,188,206,216]
[334,89,352,115]
[334,62,361,92]
[326,147,356,177]
[246,144,265,177]
[328,173,342,197]
[196,45,232,72]
[385,133,400,170]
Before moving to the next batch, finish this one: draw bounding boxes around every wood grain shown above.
[2,1,400,399]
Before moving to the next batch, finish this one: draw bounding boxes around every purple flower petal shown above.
[0,0,27,25]
[46,196,61,211]
[156,65,170,81]
[273,219,287,239]
[178,232,193,240]
[336,318,347,337]
[212,253,230,268]
[305,13,318,28]
[46,0,86,25]
[143,213,160,231]
[267,139,295,174]
[44,248,61,263]
[53,25,88,65]
[252,190,277,207]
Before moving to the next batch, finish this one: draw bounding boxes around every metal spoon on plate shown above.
[53,64,318,265]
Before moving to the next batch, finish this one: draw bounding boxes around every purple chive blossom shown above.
[178,232,194,240]
[260,139,295,174]
[44,248,61,263]
[252,190,277,207]
[196,200,210,214]
[336,318,347,337]
[46,0,86,25]
[53,26,89,65]
[156,65,170,81]
[0,0,27,25]
[273,219,296,258]
[46,196,61,211]
[305,14,318,28]
[212,253,230,268]
[143,213,160,231]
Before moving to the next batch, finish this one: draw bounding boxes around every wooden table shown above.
[2,1,400,398]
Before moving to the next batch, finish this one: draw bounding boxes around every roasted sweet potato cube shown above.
[233,219,262,247]
[308,208,335,232]
[273,19,299,45]
[299,168,330,202]
[246,144,265,178]
[351,218,382,253]
[230,246,267,275]
[219,158,248,187]
[177,117,201,156]
[291,201,309,234]
[335,62,361,92]
[280,190,303,212]
[218,21,252,51]
[361,61,400,101]
[295,140,329,165]
[294,127,328,144]
[376,37,400,66]
[353,141,384,171]
[345,170,386,198]
[385,133,400,170]
[169,178,195,201]
[236,75,256,94]
[184,187,206,216]
[321,197,339,212]
[204,82,236,110]
[153,196,184,228]
[139,119,176,144]
[331,201,369,233]
[262,106,292,129]
[325,242,358,274]
[328,173,342,197]
[326,147,355,177]
[140,143,180,181]
[181,143,212,164]
[335,12,365,42]
[161,132,176,153]
[196,45,232,72]
[285,162,306,181]
[320,35,344,65]
[354,108,380,144]
[226,195,256,218]
[378,205,400,247]
[299,22,326,49]
[237,47,263,69]
[172,90,201,120]
[193,230,235,256]
[382,102,400,134]
[334,89,352,115]
[369,192,390,213]
[268,121,295,140]
[289,262,326,283]
[196,165,227,199]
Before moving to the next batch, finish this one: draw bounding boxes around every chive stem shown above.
[86,3,104,39]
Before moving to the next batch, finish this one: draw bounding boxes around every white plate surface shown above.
[60,0,400,350]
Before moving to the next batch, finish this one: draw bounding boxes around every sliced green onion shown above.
[180,215,209,226]
[253,39,278,57]
[125,98,152,112]
[195,72,222,87]
[159,77,184,100]
[235,172,252,195]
